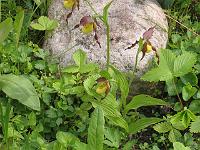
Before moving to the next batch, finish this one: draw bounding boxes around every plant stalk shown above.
[172,78,184,110]
[105,22,110,70]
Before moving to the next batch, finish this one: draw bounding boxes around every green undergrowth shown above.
[0,0,200,150]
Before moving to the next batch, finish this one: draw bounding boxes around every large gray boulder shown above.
[44,0,168,77]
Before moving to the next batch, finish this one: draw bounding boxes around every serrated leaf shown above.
[141,67,173,82]
[173,142,191,150]
[182,112,191,128]
[125,94,168,113]
[142,50,197,83]
[168,129,182,143]
[74,141,87,150]
[182,84,197,101]
[73,49,86,65]
[173,52,196,77]
[31,16,58,31]
[0,18,13,43]
[0,74,40,111]
[104,127,121,148]
[142,49,175,82]
[80,63,99,74]
[189,100,200,114]
[128,117,163,134]
[153,121,172,133]
[63,65,79,73]
[87,107,104,150]
[83,74,101,98]
[160,49,176,72]
[180,72,198,86]
[190,117,200,133]
[14,10,24,46]
[56,131,79,148]
[28,112,36,126]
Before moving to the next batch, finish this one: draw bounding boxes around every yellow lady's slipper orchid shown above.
[146,43,153,53]
[64,0,75,9]
[81,23,94,34]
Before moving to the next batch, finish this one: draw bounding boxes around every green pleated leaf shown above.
[109,65,129,106]
[87,107,105,150]
[141,67,173,82]
[142,50,197,83]
[128,117,163,134]
[0,74,40,111]
[73,49,86,68]
[125,94,169,113]
[153,121,172,133]
[0,18,13,43]
[14,10,24,46]
[168,129,182,143]
[93,94,128,131]
[173,52,196,77]
[141,49,175,82]
[190,117,200,133]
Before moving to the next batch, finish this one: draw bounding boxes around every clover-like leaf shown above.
[31,16,58,31]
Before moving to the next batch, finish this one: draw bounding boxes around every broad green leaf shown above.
[168,129,182,143]
[173,52,196,77]
[173,142,191,150]
[109,65,129,106]
[80,63,99,74]
[104,127,121,148]
[0,18,13,43]
[182,112,191,128]
[31,16,58,31]
[0,74,40,111]
[74,142,87,150]
[186,109,196,121]
[159,49,176,72]
[62,65,79,73]
[87,107,104,150]
[141,67,173,82]
[142,50,197,83]
[141,49,175,82]
[182,84,197,101]
[190,117,200,133]
[180,72,198,86]
[14,10,24,46]
[73,49,87,68]
[125,94,168,113]
[128,117,163,134]
[189,100,200,114]
[153,121,172,133]
[56,131,79,148]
